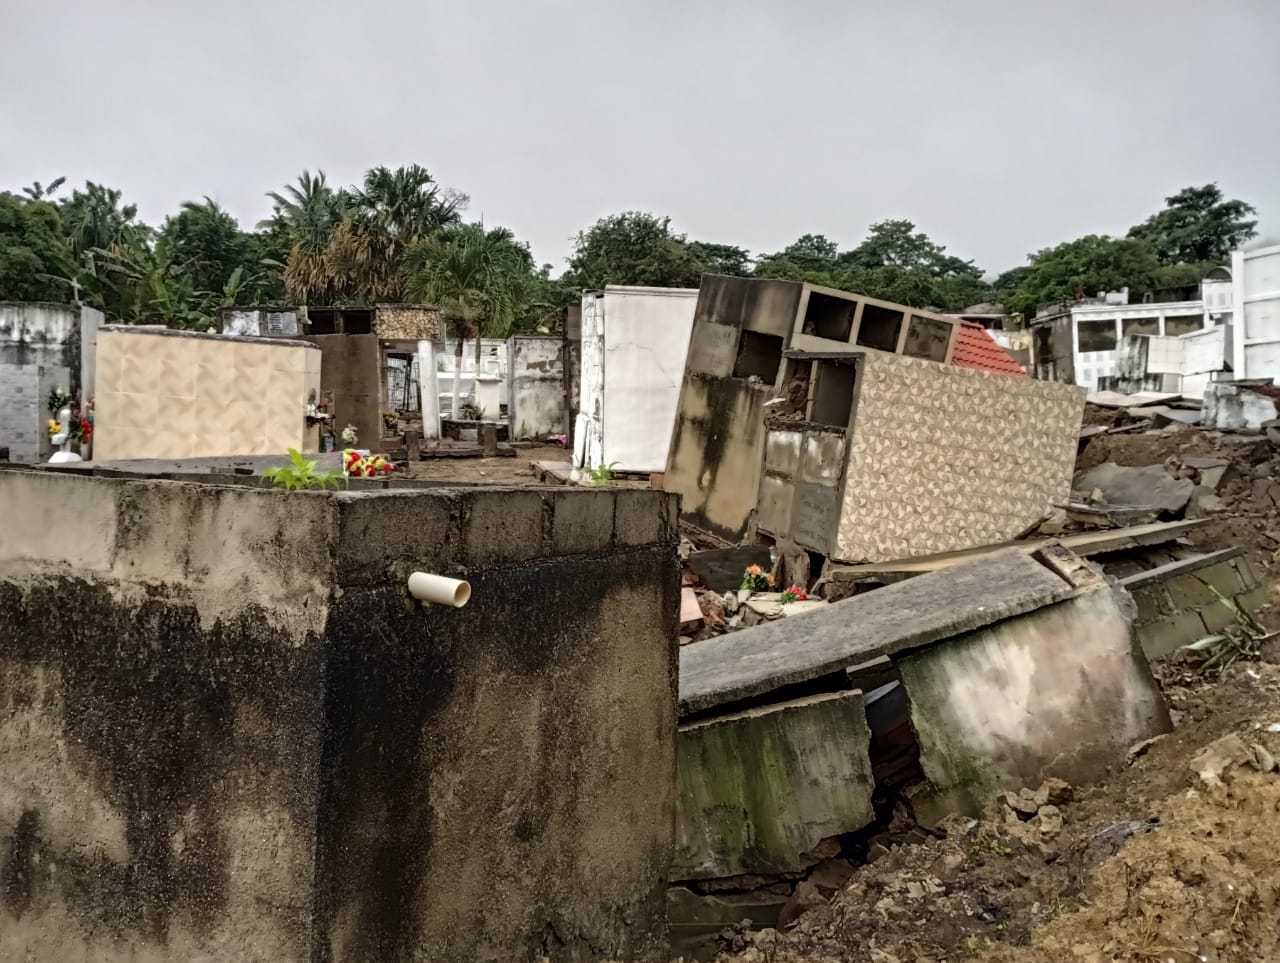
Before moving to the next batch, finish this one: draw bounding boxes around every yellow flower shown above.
[47,419,62,436]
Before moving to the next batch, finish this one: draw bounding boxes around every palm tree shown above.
[60,182,140,254]
[335,165,465,301]
[402,223,527,417]
[22,177,65,201]
[262,170,347,304]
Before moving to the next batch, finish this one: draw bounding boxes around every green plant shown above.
[587,462,619,487]
[1183,585,1274,675]
[972,834,1014,858]
[262,448,344,491]
[739,564,774,593]
[459,403,483,421]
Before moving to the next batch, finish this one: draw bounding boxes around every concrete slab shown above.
[679,549,1076,716]
[1073,462,1195,514]
[674,691,874,880]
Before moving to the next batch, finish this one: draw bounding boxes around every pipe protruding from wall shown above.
[407,571,471,608]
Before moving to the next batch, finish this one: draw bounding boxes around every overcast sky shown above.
[4,0,1279,276]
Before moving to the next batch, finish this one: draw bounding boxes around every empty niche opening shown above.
[857,303,904,352]
[1165,315,1205,337]
[802,292,858,342]
[1122,317,1160,337]
[733,329,784,383]
[810,361,856,427]
[902,316,953,362]
[1077,319,1118,352]
[342,310,374,334]
[307,309,338,335]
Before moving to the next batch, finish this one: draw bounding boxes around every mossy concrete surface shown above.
[0,468,679,963]
[673,691,874,880]
[898,586,1172,828]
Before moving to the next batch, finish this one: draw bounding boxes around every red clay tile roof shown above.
[951,322,1027,377]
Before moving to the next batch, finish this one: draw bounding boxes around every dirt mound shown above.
[698,662,1280,963]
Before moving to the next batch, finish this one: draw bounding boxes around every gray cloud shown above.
[4,0,1278,274]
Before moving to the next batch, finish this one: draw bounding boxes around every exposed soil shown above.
[403,444,568,486]
[690,412,1280,963]
[695,659,1280,963]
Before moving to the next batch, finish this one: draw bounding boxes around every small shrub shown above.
[263,449,344,491]
[587,462,619,487]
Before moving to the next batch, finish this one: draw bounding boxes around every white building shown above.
[574,286,698,473]
[1231,244,1280,381]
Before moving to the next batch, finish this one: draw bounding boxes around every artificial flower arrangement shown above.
[780,584,809,604]
[343,448,394,478]
[739,564,775,593]
[341,423,359,447]
[45,387,93,448]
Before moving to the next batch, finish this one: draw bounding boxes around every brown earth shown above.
[695,659,1280,963]
[692,414,1280,963]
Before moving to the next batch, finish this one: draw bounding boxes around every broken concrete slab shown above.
[681,586,704,625]
[900,585,1172,826]
[1072,462,1194,515]
[680,548,1077,716]
[674,691,874,880]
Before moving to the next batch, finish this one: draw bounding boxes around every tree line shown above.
[0,169,1260,338]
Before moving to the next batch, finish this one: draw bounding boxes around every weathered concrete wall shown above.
[1201,380,1280,431]
[898,586,1172,827]
[93,328,321,461]
[665,277,802,542]
[300,333,382,448]
[0,471,680,962]
[1122,550,1266,661]
[0,303,94,463]
[508,336,565,439]
[835,350,1085,562]
[674,692,873,880]
[373,304,446,342]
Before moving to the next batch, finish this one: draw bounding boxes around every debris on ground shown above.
[694,659,1280,963]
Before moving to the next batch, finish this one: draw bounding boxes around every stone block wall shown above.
[374,304,446,342]
[0,471,680,962]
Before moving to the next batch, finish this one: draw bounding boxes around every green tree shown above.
[564,212,706,289]
[21,177,65,201]
[402,222,534,414]
[160,198,250,297]
[1127,184,1258,265]
[0,194,70,301]
[263,170,348,304]
[841,219,980,278]
[687,241,751,277]
[755,233,840,279]
[59,181,142,254]
[1002,235,1161,316]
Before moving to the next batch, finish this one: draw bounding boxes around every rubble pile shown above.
[698,660,1280,963]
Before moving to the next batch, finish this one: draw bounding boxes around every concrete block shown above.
[1130,583,1176,624]
[460,488,547,566]
[550,489,616,556]
[1163,572,1219,609]
[899,587,1171,827]
[674,691,874,880]
[334,490,456,585]
[1137,610,1211,661]
[614,490,673,547]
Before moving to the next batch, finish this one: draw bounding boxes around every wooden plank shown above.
[824,519,1209,580]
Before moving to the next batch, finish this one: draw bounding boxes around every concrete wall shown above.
[93,328,321,461]
[665,276,803,542]
[898,586,1171,826]
[0,303,96,463]
[1123,550,1266,661]
[508,336,565,439]
[301,334,382,448]
[221,308,300,337]
[1201,380,1280,430]
[674,691,873,881]
[0,470,680,962]
[1232,244,1280,382]
[575,287,698,473]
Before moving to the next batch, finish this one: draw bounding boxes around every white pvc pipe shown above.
[407,572,471,608]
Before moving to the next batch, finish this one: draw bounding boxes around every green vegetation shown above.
[586,462,619,487]
[0,167,1259,329]
[262,449,344,491]
[1184,585,1273,675]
